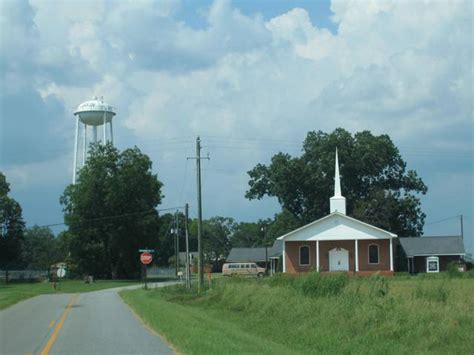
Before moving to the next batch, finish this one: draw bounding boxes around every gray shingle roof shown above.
[399,236,465,257]
[227,240,282,262]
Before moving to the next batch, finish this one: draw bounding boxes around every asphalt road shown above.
[0,283,175,355]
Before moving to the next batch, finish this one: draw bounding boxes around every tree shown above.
[21,226,61,270]
[246,129,427,237]
[0,172,25,278]
[60,143,163,279]
[231,222,262,248]
[266,209,301,240]
[190,216,235,270]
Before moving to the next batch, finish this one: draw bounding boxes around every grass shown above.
[0,279,139,310]
[121,272,474,354]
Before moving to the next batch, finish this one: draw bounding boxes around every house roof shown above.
[399,236,465,257]
[277,212,397,241]
[226,240,282,263]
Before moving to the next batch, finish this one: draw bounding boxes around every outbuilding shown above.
[399,236,466,273]
[227,241,282,275]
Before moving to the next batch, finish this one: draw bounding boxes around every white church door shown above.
[329,248,349,272]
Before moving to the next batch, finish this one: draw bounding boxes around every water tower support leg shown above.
[72,116,79,184]
[110,121,114,145]
[83,124,87,165]
[103,112,106,145]
[93,126,97,143]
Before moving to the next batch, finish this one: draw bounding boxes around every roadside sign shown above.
[140,252,153,265]
[57,268,66,278]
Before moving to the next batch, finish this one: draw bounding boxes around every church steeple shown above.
[330,148,346,214]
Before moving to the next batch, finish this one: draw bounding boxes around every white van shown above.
[222,263,266,277]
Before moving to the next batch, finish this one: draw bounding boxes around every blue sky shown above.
[0,0,472,255]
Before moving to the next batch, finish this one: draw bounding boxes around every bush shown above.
[268,272,349,297]
[412,281,450,304]
[447,261,461,278]
[367,274,390,297]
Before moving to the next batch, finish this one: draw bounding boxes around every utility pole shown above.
[185,203,191,290]
[173,211,179,278]
[187,136,209,292]
[176,210,180,274]
[261,225,268,276]
[460,214,464,240]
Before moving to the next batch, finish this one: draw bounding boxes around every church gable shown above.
[279,213,396,242]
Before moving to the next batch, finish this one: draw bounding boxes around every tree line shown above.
[1,128,427,279]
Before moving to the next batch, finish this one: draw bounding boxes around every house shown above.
[278,150,396,275]
[399,236,465,273]
[226,241,282,275]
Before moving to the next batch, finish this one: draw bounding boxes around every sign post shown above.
[139,249,155,289]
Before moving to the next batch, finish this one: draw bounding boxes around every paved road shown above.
[0,283,175,355]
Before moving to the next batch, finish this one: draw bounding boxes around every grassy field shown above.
[0,279,139,310]
[121,272,474,354]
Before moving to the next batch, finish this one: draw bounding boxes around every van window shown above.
[251,264,256,269]
[246,264,250,268]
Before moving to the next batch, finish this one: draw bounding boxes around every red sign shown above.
[140,252,153,265]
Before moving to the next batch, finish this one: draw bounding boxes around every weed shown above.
[412,281,450,304]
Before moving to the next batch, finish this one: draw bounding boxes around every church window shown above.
[299,245,310,266]
[368,244,379,264]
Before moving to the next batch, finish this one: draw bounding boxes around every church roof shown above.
[277,212,397,241]
[399,236,465,257]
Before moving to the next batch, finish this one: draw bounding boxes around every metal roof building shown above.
[399,236,465,257]
[399,236,465,274]
[226,240,282,263]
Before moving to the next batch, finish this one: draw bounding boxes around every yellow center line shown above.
[40,295,77,355]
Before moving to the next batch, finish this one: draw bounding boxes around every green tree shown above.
[60,144,163,279]
[190,216,235,270]
[21,226,61,270]
[246,129,427,237]
[266,209,301,240]
[156,213,177,266]
[231,222,263,248]
[56,230,80,277]
[0,172,25,278]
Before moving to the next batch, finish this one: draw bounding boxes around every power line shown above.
[424,215,461,226]
[37,206,186,228]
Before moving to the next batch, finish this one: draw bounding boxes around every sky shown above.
[0,0,472,255]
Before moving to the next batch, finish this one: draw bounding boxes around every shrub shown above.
[447,261,461,278]
[268,272,349,298]
[367,274,390,297]
[412,281,450,304]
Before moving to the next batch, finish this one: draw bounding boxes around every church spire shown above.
[330,148,346,214]
[334,148,342,197]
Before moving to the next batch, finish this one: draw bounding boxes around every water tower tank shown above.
[72,97,116,184]
[74,98,116,125]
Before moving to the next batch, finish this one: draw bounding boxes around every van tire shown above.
[257,272,264,278]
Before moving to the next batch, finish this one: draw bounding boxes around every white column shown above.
[282,241,286,273]
[72,116,79,184]
[316,240,320,272]
[355,239,359,272]
[103,111,106,145]
[93,126,97,143]
[389,237,394,272]
[109,121,114,145]
[83,124,87,165]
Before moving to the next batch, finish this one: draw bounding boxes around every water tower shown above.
[72,97,116,184]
